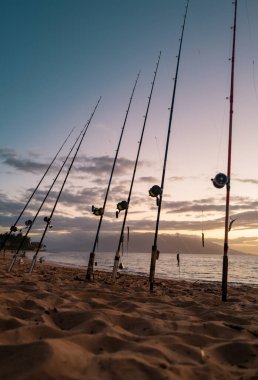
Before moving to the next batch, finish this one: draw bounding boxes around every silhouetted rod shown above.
[7,126,86,272]
[0,127,74,252]
[222,0,238,302]
[112,52,161,283]
[149,1,190,292]
[85,73,141,281]
[29,97,101,273]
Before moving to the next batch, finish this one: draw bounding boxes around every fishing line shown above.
[155,136,163,165]
[85,72,141,281]
[201,209,205,247]
[245,0,252,41]
[112,52,161,282]
[175,233,180,279]
[120,225,130,269]
[215,99,227,172]
[252,60,258,106]
[126,226,129,257]
[177,232,192,254]
[0,127,74,253]
[244,0,258,107]
[29,97,101,273]
[119,232,124,270]
[214,21,234,174]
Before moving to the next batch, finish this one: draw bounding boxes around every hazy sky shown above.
[1,0,258,254]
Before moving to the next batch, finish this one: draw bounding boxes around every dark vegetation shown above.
[0,233,37,250]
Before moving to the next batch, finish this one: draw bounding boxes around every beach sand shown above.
[0,255,257,380]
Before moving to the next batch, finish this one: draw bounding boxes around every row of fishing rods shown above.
[5,97,102,272]
[1,0,237,301]
[2,50,159,278]
[1,44,172,290]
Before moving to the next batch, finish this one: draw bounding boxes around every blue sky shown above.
[1,0,258,254]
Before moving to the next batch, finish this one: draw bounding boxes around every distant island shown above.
[45,231,246,255]
[0,232,45,251]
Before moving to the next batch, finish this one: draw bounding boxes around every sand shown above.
[0,254,257,380]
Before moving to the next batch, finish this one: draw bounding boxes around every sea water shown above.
[27,251,258,286]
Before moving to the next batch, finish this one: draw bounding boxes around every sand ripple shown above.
[0,259,257,379]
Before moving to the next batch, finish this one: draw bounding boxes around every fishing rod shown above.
[7,125,87,272]
[0,128,74,253]
[85,72,140,281]
[211,0,237,301]
[29,97,101,273]
[149,1,189,292]
[112,52,161,282]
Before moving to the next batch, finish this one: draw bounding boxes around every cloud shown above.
[0,192,25,218]
[161,195,258,215]
[227,211,258,229]
[138,176,159,183]
[0,148,16,158]
[0,149,143,196]
[168,176,188,181]
[27,151,41,159]
[1,147,258,253]
[220,236,258,244]
[0,148,49,173]
[235,178,258,185]
[74,155,135,177]
[1,192,257,255]
[166,175,199,182]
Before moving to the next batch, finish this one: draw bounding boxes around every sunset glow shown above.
[1,1,258,255]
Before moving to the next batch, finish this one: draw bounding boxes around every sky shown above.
[1,0,258,254]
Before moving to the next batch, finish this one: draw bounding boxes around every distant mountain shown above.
[46,230,245,255]
[113,232,244,255]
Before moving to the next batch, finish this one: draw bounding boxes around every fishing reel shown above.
[92,205,104,216]
[10,225,18,232]
[43,216,53,229]
[116,200,128,218]
[25,220,32,227]
[149,185,162,206]
[211,173,228,189]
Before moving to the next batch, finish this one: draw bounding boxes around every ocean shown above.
[26,250,258,286]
